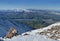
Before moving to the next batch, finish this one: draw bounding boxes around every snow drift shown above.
[2,35,57,41]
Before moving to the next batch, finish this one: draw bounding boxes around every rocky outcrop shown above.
[5,27,18,38]
[39,25,60,40]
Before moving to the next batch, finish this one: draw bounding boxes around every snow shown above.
[12,29,17,34]
[1,35,57,41]
[50,12,60,15]
[22,22,60,35]
[13,8,30,12]
[1,22,60,41]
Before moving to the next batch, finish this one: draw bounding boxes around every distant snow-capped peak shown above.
[0,8,31,12]
[11,8,30,12]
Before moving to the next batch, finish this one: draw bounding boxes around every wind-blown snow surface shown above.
[1,22,60,41]
[2,35,57,41]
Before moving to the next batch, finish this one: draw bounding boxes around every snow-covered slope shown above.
[22,22,60,41]
[2,35,57,41]
[22,22,60,35]
[1,22,60,41]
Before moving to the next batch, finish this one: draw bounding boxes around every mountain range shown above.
[0,9,60,37]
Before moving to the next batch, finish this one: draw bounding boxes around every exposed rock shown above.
[23,33,30,36]
[39,25,60,40]
[5,27,18,38]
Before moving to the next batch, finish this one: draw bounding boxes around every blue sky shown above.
[0,0,60,10]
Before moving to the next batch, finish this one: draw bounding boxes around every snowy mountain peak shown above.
[1,22,60,41]
[22,22,60,35]
[22,22,60,40]
[0,8,31,12]
[10,8,30,12]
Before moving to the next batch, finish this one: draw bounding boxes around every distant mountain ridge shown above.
[0,9,60,37]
